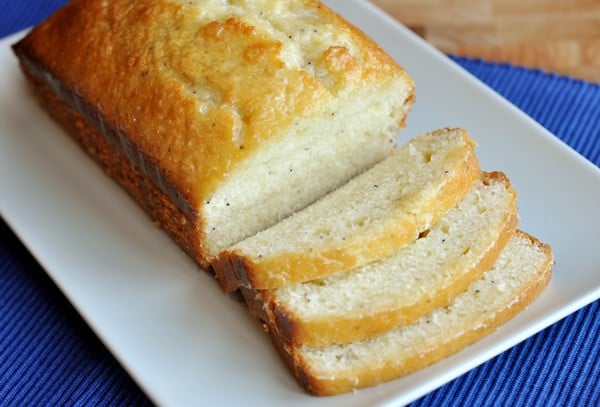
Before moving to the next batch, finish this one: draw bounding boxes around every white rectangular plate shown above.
[1,1,599,406]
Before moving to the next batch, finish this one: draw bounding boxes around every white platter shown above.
[1,1,599,406]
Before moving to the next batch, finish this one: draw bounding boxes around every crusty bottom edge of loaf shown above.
[267,231,553,396]
[15,55,211,270]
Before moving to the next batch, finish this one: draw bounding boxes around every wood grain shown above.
[371,0,600,83]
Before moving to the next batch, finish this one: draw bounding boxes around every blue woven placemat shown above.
[1,2,599,406]
[412,57,600,407]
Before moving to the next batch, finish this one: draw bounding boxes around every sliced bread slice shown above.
[275,231,553,396]
[244,172,519,346]
[212,127,480,292]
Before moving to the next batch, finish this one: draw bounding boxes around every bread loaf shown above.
[13,1,554,398]
[276,231,553,396]
[244,172,519,346]
[212,127,480,292]
[12,0,415,268]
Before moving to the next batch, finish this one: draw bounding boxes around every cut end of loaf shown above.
[200,77,414,261]
[179,0,417,262]
[211,127,480,291]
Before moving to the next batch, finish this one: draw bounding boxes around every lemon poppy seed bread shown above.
[12,0,415,268]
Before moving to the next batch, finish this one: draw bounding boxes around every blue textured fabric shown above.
[407,59,600,407]
[0,0,67,38]
[451,57,600,167]
[0,223,153,406]
[1,2,599,406]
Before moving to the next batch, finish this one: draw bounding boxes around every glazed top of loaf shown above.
[16,0,409,208]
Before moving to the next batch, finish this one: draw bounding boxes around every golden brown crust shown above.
[212,253,252,292]
[14,0,309,202]
[13,48,210,268]
[13,0,414,267]
[14,0,413,204]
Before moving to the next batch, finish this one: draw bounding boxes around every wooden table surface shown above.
[371,0,600,83]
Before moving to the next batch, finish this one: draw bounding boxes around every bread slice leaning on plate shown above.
[243,171,520,346]
[275,231,553,396]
